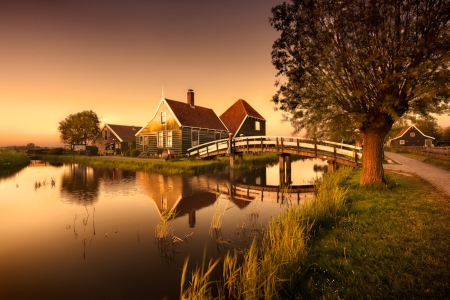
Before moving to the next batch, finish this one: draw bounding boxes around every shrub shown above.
[130,149,141,157]
[86,146,98,156]
[48,148,64,155]
[124,149,131,157]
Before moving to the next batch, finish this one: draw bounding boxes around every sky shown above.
[1,0,449,147]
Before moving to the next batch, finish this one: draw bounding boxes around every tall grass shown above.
[0,149,30,172]
[181,167,353,299]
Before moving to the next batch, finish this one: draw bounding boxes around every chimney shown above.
[187,89,194,107]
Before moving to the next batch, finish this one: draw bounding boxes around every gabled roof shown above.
[105,124,142,142]
[219,99,265,135]
[391,125,435,140]
[164,98,228,130]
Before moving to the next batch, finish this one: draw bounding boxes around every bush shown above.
[48,148,64,155]
[124,149,131,157]
[86,146,98,156]
[130,149,141,157]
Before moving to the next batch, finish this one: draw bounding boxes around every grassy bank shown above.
[302,170,450,299]
[0,149,30,173]
[181,168,450,299]
[43,153,283,175]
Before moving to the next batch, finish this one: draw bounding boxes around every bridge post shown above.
[285,154,291,185]
[279,154,285,187]
[238,153,243,164]
[229,154,235,167]
[327,160,337,172]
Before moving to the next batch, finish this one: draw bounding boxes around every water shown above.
[0,158,326,300]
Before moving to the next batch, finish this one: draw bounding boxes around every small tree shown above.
[58,110,101,148]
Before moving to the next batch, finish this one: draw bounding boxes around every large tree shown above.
[58,110,101,147]
[270,0,450,185]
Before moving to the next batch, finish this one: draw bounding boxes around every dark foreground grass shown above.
[302,170,450,299]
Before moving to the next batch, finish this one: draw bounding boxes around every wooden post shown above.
[238,153,243,164]
[285,154,291,185]
[279,154,286,187]
[327,160,337,172]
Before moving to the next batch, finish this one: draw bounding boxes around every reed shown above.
[181,167,352,299]
[0,149,30,171]
[180,254,221,300]
[209,201,231,235]
[155,208,176,240]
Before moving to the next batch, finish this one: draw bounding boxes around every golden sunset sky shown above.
[1,1,449,147]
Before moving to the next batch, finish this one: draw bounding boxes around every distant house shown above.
[135,89,228,155]
[219,99,266,138]
[388,125,435,147]
[94,124,142,155]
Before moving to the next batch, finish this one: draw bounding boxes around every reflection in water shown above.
[0,158,326,300]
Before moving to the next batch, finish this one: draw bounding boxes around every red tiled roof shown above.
[107,124,142,142]
[219,99,265,134]
[165,99,227,131]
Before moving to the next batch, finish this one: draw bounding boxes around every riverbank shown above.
[43,152,284,175]
[0,150,30,174]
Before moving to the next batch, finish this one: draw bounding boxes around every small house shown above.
[94,124,142,155]
[135,90,228,155]
[219,99,266,138]
[388,125,435,147]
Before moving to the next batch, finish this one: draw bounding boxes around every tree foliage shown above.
[58,110,101,147]
[270,0,450,184]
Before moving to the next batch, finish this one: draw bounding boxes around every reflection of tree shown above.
[60,164,99,204]
[60,165,136,205]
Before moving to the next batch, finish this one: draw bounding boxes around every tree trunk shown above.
[360,129,386,185]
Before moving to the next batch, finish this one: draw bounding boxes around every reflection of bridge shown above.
[188,136,362,184]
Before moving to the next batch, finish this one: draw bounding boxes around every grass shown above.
[181,167,450,299]
[301,170,450,299]
[0,149,30,174]
[44,154,229,175]
[43,152,286,175]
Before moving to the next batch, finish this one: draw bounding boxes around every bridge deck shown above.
[187,136,362,167]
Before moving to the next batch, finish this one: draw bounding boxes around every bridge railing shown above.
[187,136,362,162]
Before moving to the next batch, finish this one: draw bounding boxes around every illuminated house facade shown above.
[135,90,228,155]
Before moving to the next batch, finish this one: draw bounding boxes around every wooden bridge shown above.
[187,136,362,169]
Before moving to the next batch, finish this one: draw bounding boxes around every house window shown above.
[158,132,164,147]
[161,111,166,125]
[215,132,221,140]
[167,131,172,147]
[104,130,108,140]
[192,130,199,147]
[255,121,260,131]
[410,132,415,137]
[139,136,143,145]
[400,140,405,145]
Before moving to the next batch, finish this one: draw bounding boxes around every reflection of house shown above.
[135,90,228,155]
[219,99,266,138]
[388,125,435,147]
[94,124,142,155]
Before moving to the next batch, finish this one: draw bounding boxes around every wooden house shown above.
[388,125,435,147]
[94,124,142,155]
[135,90,228,155]
[219,99,266,138]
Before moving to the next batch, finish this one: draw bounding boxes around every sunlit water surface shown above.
[0,158,326,300]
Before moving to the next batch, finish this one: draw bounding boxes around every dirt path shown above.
[383,151,450,196]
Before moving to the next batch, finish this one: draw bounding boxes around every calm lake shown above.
[0,158,326,300]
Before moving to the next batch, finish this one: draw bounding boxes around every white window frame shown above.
[158,132,164,147]
[161,111,166,125]
[255,120,260,131]
[399,140,405,145]
[192,130,199,147]
[410,132,415,137]
[167,131,172,147]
